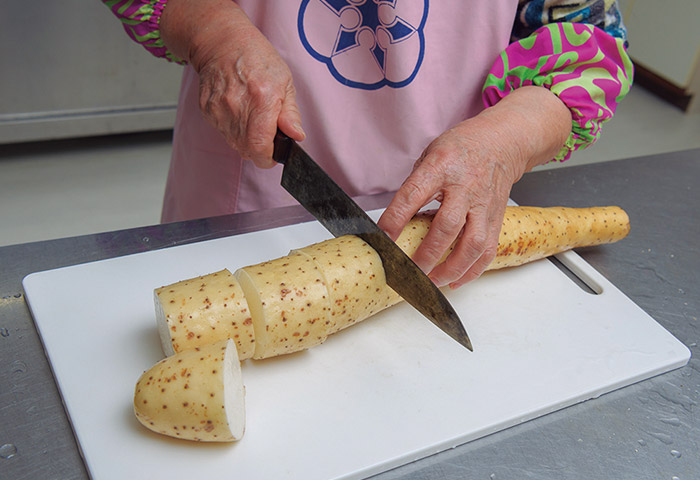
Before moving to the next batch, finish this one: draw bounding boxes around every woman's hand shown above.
[160,0,305,168]
[377,86,572,288]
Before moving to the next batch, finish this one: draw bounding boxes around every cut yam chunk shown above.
[154,269,255,359]
[133,339,245,442]
[292,236,394,335]
[235,252,332,359]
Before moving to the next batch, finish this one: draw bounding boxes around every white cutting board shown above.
[23,210,690,480]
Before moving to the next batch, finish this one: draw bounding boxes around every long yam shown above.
[154,206,630,360]
[141,205,630,442]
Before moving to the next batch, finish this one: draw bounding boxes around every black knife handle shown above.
[272,129,293,165]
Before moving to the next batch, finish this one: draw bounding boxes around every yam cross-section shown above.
[140,205,630,442]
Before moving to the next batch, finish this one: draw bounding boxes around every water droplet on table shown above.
[671,450,682,458]
[649,431,673,445]
[637,439,647,446]
[11,360,27,374]
[0,328,9,337]
[661,418,682,427]
[490,474,496,479]
[672,476,680,480]
[0,443,17,459]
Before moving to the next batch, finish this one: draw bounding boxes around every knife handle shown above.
[272,129,293,165]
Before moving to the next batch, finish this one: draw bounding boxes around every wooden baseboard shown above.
[632,60,694,112]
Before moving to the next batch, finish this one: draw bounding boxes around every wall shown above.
[620,0,700,112]
[0,1,183,143]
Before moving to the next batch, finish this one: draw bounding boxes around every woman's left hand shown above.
[377,86,572,288]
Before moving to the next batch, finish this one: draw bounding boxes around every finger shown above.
[242,85,283,169]
[377,157,441,241]
[411,193,469,276]
[277,84,305,142]
[448,243,497,289]
[427,203,489,286]
[448,200,508,288]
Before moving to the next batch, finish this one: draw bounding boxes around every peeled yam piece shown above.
[154,269,255,360]
[292,236,395,335]
[235,252,332,359]
[133,339,245,442]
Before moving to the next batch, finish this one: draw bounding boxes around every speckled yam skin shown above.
[292,237,395,335]
[133,339,245,442]
[135,205,630,443]
[490,206,630,268]
[154,269,255,360]
[235,252,332,359]
[390,206,630,272]
[154,206,629,361]
[355,205,629,312]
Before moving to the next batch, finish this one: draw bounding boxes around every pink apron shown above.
[162,0,518,223]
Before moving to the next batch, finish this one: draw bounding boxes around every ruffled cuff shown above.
[102,0,186,64]
[482,23,633,162]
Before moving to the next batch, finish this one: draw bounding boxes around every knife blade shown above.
[272,131,472,351]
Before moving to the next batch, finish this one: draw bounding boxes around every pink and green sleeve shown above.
[483,2,634,162]
[101,0,184,64]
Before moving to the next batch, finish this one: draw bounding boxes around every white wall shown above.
[620,0,700,108]
[0,1,183,143]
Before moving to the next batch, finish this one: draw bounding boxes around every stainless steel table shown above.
[1,149,698,480]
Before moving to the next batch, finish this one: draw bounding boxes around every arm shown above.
[102,0,305,167]
[101,0,183,64]
[378,3,633,289]
[488,1,634,162]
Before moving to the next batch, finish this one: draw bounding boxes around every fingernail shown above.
[294,122,306,139]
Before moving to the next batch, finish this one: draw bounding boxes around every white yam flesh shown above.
[133,339,245,442]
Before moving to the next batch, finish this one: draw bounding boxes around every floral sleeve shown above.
[483,1,633,162]
[101,0,184,64]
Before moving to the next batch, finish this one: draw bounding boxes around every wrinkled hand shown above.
[378,119,519,289]
[378,86,571,288]
[161,0,305,168]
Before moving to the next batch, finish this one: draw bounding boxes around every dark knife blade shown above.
[272,131,472,351]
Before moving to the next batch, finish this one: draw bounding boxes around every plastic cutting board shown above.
[23,209,690,480]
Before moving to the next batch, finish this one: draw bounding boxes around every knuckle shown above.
[459,268,482,285]
[469,233,488,253]
[421,244,445,265]
[434,209,464,235]
[248,78,279,105]
[443,260,467,282]
[400,178,428,204]
[481,244,498,263]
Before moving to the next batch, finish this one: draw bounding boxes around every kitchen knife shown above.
[272,131,472,351]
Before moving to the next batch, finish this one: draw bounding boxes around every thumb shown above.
[277,85,305,142]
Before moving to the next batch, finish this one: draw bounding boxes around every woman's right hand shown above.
[160,0,305,168]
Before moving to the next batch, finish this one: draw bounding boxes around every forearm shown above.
[483,23,633,163]
[159,0,255,71]
[475,85,571,179]
[101,0,182,63]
